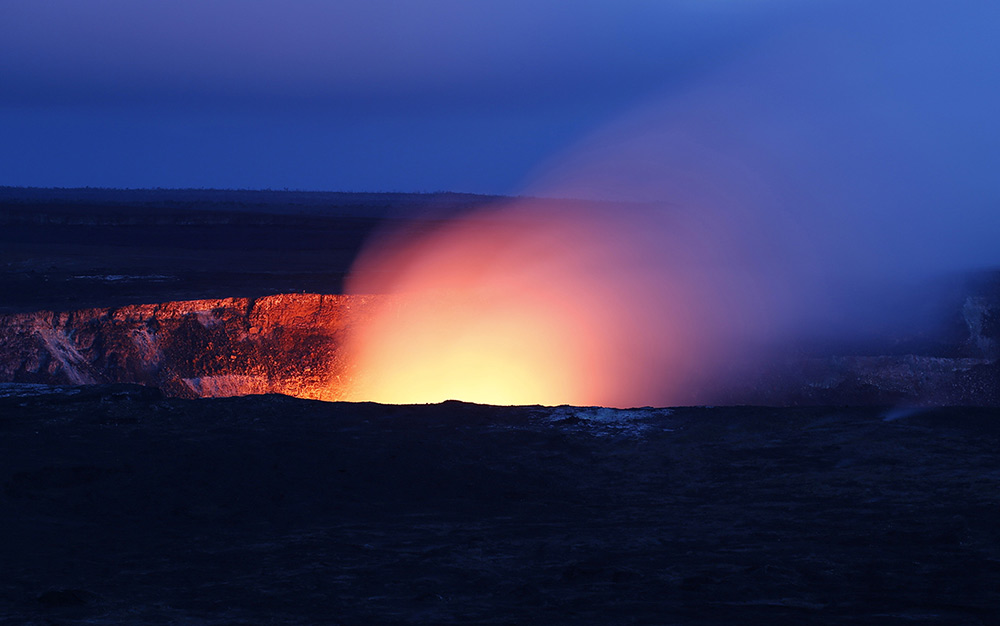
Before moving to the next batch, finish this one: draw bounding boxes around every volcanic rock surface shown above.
[2,386,1000,624]
[0,293,383,400]
[1,290,998,405]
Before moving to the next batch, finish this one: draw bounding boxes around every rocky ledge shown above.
[0,293,379,400]
[0,292,997,405]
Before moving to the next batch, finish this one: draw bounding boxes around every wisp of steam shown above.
[343,0,1000,407]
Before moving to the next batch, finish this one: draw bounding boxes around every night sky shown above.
[2,0,998,271]
[1,1,788,193]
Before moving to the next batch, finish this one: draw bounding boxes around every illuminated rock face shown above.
[0,292,997,406]
[0,294,379,400]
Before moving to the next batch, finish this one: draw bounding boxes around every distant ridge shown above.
[0,186,510,219]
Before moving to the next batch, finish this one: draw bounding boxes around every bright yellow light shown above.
[339,200,734,408]
[344,289,585,406]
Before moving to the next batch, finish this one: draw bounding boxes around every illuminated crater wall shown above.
[0,291,997,406]
[0,294,376,401]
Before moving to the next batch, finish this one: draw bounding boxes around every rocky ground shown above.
[2,385,999,625]
[0,293,378,400]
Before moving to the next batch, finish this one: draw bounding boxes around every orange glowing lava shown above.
[340,199,763,408]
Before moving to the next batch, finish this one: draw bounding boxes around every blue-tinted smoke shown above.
[521,0,1000,340]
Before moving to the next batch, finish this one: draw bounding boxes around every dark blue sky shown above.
[0,0,781,193]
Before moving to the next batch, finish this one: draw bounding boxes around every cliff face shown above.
[0,292,997,405]
[0,293,378,400]
[964,295,1000,361]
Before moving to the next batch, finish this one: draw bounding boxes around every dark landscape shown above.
[1,190,999,624]
[0,187,503,313]
[3,386,1000,625]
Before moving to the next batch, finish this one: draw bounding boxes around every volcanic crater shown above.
[3,190,1000,625]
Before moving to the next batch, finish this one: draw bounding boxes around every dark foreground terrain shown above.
[2,385,999,625]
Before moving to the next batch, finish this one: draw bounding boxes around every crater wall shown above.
[0,292,996,405]
[0,293,378,400]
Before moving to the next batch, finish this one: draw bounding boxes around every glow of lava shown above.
[341,0,998,407]
[341,199,773,408]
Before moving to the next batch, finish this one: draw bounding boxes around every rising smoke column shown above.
[342,198,788,407]
[343,0,1000,407]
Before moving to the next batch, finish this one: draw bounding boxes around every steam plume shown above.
[343,0,1000,407]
